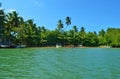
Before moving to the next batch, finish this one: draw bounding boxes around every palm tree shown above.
[73,25,78,46]
[18,17,26,45]
[6,11,20,27]
[73,25,78,33]
[99,29,105,37]
[0,7,5,44]
[65,16,71,30]
[41,26,46,32]
[41,26,47,46]
[6,11,20,34]
[5,11,20,43]
[0,9,5,31]
[26,19,34,35]
[80,27,86,38]
[79,27,86,45]
[0,3,5,33]
[73,25,78,39]
[80,27,85,32]
[57,19,63,32]
[65,16,71,26]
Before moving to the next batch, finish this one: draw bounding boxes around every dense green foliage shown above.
[0,8,120,47]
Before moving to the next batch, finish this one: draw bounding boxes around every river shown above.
[0,48,120,79]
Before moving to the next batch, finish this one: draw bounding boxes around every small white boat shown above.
[16,45,26,48]
[1,45,11,48]
[56,44,61,48]
[0,44,16,48]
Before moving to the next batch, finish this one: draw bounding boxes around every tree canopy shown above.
[0,7,120,47]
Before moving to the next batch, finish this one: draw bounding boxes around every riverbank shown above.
[0,45,120,49]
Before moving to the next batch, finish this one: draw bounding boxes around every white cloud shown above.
[6,9,16,13]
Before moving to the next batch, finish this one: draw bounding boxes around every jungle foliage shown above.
[0,7,120,47]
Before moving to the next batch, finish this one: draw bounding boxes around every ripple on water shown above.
[0,48,120,79]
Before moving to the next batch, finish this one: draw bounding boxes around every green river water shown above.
[0,48,120,79]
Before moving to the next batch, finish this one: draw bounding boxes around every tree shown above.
[46,30,58,46]
[99,29,105,37]
[35,26,42,46]
[14,17,27,45]
[78,27,86,45]
[65,16,71,26]
[84,32,99,46]
[73,25,78,33]
[0,9,5,33]
[67,29,74,45]
[6,11,20,28]
[73,25,78,45]
[24,19,38,46]
[65,16,71,30]
[0,8,5,44]
[80,27,86,38]
[98,29,106,45]
[5,11,21,43]
[40,26,47,46]
[105,28,120,47]
[57,20,63,32]
[41,26,46,32]
[1,4,120,47]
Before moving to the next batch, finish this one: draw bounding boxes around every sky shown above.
[0,0,120,32]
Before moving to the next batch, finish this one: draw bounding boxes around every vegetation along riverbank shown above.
[0,4,120,48]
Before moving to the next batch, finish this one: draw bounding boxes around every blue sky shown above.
[0,0,120,32]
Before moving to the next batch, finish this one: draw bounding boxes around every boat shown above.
[56,44,61,48]
[1,44,11,48]
[16,45,26,48]
[0,44,16,48]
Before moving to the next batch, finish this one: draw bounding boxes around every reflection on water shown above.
[0,48,120,79]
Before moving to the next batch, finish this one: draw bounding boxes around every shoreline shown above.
[0,45,120,49]
[28,45,120,48]
[16,46,120,48]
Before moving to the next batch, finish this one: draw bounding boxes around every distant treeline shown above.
[0,9,120,47]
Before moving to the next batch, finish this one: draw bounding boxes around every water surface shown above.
[0,48,120,79]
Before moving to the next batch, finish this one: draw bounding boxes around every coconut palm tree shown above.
[73,25,78,33]
[0,9,5,32]
[0,7,5,44]
[5,11,20,43]
[17,17,26,45]
[6,11,20,27]
[78,27,86,45]
[73,25,78,46]
[57,19,63,32]
[65,16,71,30]
[65,16,71,26]
[0,3,5,33]
[80,27,86,38]
[26,19,34,35]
